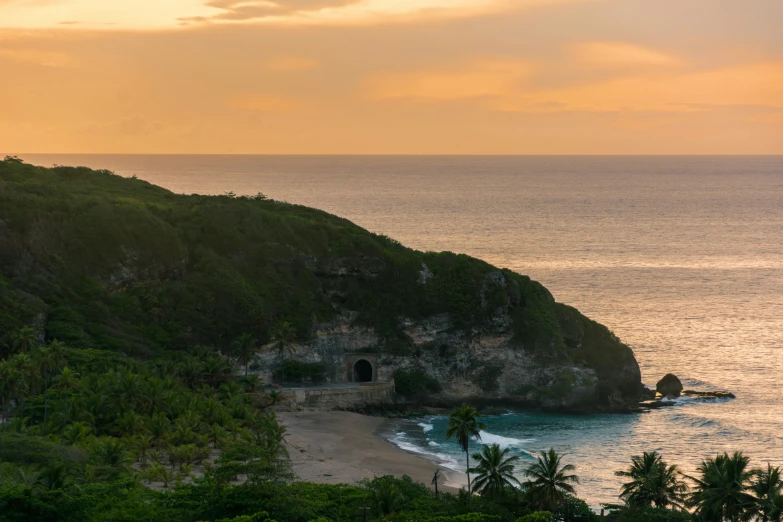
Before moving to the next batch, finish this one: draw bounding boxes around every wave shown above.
[476,430,533,449]
[418,422,434,433]
[390,436,463,472]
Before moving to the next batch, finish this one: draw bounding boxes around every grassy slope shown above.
[0,158,638,397]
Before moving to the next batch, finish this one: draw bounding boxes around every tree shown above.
[47,340,68,375]
[115,369,142,414]
[270,321,297,386]
[751,464,783,522]
[11,326,37,354]
[233,333,258,376]
[62,421,92,445]
[33,345,54,435]
[523,448,579,512]
[689,451,756,522]
[616,451,688,509]
[470,443,522,499]
[36,463,70,490]
[53,367,80,431]
[446,403,486,497]
[370,479,407,516]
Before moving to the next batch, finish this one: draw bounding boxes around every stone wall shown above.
[276,381,395,410]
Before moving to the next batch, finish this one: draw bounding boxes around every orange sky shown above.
[2,0,783,154]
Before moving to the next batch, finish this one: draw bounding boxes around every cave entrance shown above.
[353,359,373,383]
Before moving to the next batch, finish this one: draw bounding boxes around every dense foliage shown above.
[0,157,637,398]
[2,158,777,521]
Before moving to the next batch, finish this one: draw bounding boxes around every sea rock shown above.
[682,390,736,399]
[640,386,657,400]
[656,373,683,398]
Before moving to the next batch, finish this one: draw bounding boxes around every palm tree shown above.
[271,321,297,386]
[34,345,55,435]
[523,448,579,512]
[62,421,92,445]
[233,333,258,376]
[91,437,131,470]
[751,464,783,522]
[9,352,33,418]
[616,451,688,509]
[202,356,233,388]
[446,403,486,497]
[47,340,68,375]
[689,451,756,522]
[36,463,70,490]
[53,367,80,431]
[12,326,38,354]
[470,443,522,499]
[371,480,406,516]
[115,368,145,414]
[178,357,204,390]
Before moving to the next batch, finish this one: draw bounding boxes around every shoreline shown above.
[279,411,463,493]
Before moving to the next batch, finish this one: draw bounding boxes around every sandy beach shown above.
[279,411,462,492]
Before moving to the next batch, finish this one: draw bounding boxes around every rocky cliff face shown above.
[256,267,642,413]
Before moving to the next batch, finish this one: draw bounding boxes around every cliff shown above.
[0,157,642,412]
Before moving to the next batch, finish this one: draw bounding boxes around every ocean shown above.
[15,154,783,507]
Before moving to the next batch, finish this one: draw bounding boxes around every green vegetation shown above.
[615,451,687,509]
[522,449,580,513]
[0,157,639,407]
[273,360,327,383]
[446,404,486,498]
[469,444,522,499]
[4,159,777,520]
[393,367,442,401]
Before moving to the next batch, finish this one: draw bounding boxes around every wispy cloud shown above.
[367,52,783,115]
[0,47,72,67]
[571,41,681,69]
[366,59,534,101]
[264,56,316,71]
[225,94,299,111]
[1,0,600,29]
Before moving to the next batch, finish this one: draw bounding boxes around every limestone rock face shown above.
[656,373,683,398]
[253,269,645,413]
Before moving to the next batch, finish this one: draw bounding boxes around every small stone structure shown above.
[277,381,395,409]
[345,353,378,383]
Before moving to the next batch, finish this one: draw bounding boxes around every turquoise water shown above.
[13,154,783,506]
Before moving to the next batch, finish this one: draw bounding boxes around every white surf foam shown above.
[476,430,532,449]
[418,422,434,432]
[391,436,462,471]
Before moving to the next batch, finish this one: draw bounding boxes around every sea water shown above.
[15,154,783,506]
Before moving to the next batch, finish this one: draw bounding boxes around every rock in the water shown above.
[656,374,683,398]
[682,390,736,399]
[640,386,657,400]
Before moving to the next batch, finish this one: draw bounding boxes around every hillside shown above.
[0,157,643,411]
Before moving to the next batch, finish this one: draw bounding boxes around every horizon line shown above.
[8,153,783,157]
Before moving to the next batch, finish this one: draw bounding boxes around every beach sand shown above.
[279,411,462,492]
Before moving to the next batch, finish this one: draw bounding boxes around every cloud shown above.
[181,0,593,27]
[366,59,534,101]
[572,41,681,69]
[225,94,299,111]
[368,52,783,115]
[2,0,602,29]
[264,56,316,71]
[200,0,360,21]
[504,61,783,113]
[0,47,72,67]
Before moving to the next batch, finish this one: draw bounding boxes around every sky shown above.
[1,0,783,154]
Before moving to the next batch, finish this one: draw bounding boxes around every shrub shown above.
[393,368,442,401]
[517,513,553,522]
